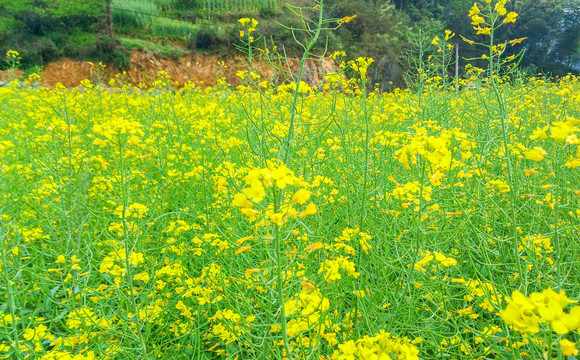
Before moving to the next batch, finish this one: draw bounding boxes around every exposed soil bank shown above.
[30,51,337,88]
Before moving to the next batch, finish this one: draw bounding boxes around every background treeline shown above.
[0,0,578,86]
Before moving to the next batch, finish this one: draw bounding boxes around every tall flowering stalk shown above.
[461,0,527,292]
[4,50,21,83]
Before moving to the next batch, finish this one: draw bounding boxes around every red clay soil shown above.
[37,50,338,88]
[0,69,24,82]
[40,60,93,87]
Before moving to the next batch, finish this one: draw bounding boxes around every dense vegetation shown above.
[0,0,578,86]
[1,52,580,360]
[1,1,580,359]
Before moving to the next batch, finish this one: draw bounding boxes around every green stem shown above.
[0,236,22,359]
[353,76,369,331]
[272,189,292,358]
[282,0,324,164]
[554,148,562,287]
[118,136,149,358]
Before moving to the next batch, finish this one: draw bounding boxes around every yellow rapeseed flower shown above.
[503,11,518,23]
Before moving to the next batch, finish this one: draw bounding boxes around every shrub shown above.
[20,38,59,67]
[92,39,132,70]
[187,24,234,50]
[0,15,18,34]
[13,10,57,36]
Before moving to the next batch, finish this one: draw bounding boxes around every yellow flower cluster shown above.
[92,117,144,148]
[284,288,337,344]
[337,15,357,25]
[529,116,580,167]
[238,17,258,42]
[331,331,420,360]
[463,280,504,312]
[518,234,553,256]
[39,350,96,360]
[232,161,317,224]
[112,202,149,219]
[468,0,518,35]
[413,250,458,272]
[210,309,251,344]
[5,50,20,60]
[391,181,433,206]
[332,227,373,254]
[394,128,452,170]
[499,288,580,335]
[525,146,547,161]
[349,57,374,80]
[318,256,360,283]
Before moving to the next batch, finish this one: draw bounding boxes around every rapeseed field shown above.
[1,1,580,359]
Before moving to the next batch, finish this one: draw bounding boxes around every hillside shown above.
[0,0,579,87]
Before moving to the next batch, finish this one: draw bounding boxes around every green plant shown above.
[112,0,159,28]
[119,37,184,58]
[92,39,131,70]
[151,17,197,40]
[187,24,234,50]
[0,48,579,360]
[200,0,276,12]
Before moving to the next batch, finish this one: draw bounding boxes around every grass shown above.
[119,37,186,58]
[150,18,198,40]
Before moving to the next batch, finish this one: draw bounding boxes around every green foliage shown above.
[187,24,236,50]
[0,14,17,34]
[171,0,203,12]
[200,0,276,12]
[151,17,197,39]
[0,54,579,359]
[68,32,99,48]
[112,0,159,28]
[325,1,416,87]
[552,0,580,70]
[46,0,104,18]
[0,0,103,18]
[438,0,579,75]
[0,0,578,79]
[119,37,184,58]
[93,39,132,69]
[19,38,59,67]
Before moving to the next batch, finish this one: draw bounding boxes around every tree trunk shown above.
[106,0,115,48]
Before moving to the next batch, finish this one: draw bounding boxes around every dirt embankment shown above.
[0,69,24,82]
[17,51,338,88]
